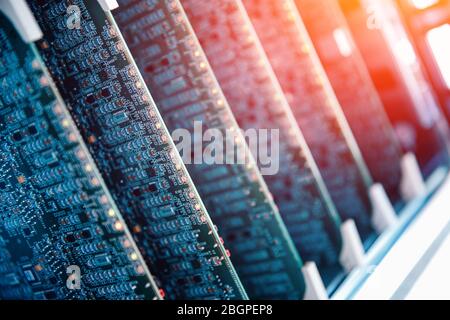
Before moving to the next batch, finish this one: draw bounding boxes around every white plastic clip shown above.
[369,183,398,233]
[97,0,119,11]
[0,0,42,43]
[400,152,426,201]
[301,262,328,300]
[339,219,365,272]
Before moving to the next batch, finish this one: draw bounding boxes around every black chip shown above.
[28,125,37,135]
[146,167,156,177]
[65,234,76,243]
[44,291,57,299]
[85,94,95,104]
[12,132,22,141]
[192,260,202,269]
[98,70,109,81]
[101,88,111,98]
[81,230,91,239]
[63,77,77,90]
[110,169,126,186]
[23,106,34,117]
[78,212,89,223]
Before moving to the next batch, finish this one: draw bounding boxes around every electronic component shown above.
[182,0,345,285]
[113,0,306,299]
[243,0,376,243]
[27,0,246,300]
[338,0,450,178]
[0,11,159,300]
[294,0,407,206]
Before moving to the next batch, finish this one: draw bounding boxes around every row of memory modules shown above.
[0,0,448,300]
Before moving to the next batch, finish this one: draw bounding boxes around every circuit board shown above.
[28,0,246,300]
[182,0,344,285]
[338,0,450,179]
[113,0,306,299]
[242,0,376,243]
[294,0,406,205]
[0,12,159,300]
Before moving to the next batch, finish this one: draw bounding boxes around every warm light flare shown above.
[426,24,450,89]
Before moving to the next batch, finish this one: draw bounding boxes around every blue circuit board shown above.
[243,0,376,243]
[338,0,450,179]
[112,0,306,299]
[294,0,406,206]
[182,0,344,285]
[27,0,246,300]
[0,12,159,300]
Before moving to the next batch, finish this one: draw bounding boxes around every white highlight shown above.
[426,24,450,89]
